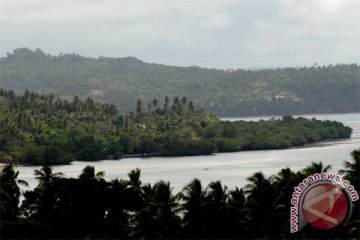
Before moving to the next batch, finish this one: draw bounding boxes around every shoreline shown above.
[220,111,360,119]
[2,137,353,168]
[287,138,351,150]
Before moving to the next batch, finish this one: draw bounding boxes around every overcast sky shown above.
[1,0,359,69]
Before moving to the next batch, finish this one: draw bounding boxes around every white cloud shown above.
[317,0,348,12]
[0,0,359,69]
[200,13,231,31]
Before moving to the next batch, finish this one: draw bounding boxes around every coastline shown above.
[220,111,360,119]
[2,136,352,168]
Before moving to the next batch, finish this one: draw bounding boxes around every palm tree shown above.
[164,96,170,110]
[126,168,142,211]
[181,96,187,106]
[227,187,247,237]
[202,181,230,238]
[303,161,332,175]
[132,180,181,239]
[339,149,360,238]
[273,167,295,183]
[127,168,141,188]
[136,99,143,114]
[75,166,107,238]
[228,187,245,211]
[152,98,158,108]
[245,172,275,238]
[272,167,300,207]
[206,181,228,205]
[270,167,301,237]
[180,178,206,238]
[105,178,131,238]
[339,149,360,185]
[0,164,29,220]
[245,172,271,195]
[34,164,64,186]
[152,180,181,237]
[24,164,64,222]
[79,165,105,181]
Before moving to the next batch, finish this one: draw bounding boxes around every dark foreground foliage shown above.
[1,150,359,239]
[0,89,352,165]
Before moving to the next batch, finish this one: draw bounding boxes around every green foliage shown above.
[209,117,352,151]
[0,165,28,221]
[1,149,359,239]
[1,48,359,116]
[0,89,352,165]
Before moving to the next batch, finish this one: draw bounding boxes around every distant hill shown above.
[1,48,359,116]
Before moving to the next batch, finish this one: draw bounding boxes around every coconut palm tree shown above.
[127,168,141,188]
[132,180,181,239]
[0,164,28,220]
[180,178,206,238]
[339,149,360,185]
[202,181,231,238]
[152,180,181,237]
[78,165,104,181]
[245,172,275,238]
[126,168,142,211]
[227,187,247,238]
[75,166,107,238]
[22,164,64,222]
[105,178,131,239]
[339,149,360,238]
[272,167,300,208]
[34,163,64,186]
[206,181,228,206]
[270,167,301,238]
[303,161,332,175]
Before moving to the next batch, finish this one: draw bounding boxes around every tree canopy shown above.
[1,48,359,116]
[0,149,359,239]
[0,89,352,165]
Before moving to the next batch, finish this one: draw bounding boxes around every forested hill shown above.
[1,48,359,116]
[0,89,352,165]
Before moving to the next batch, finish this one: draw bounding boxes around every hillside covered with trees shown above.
[1,48,359,116]
[0,89,352,165]
[0,149,359,239]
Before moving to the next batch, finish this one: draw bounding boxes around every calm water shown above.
[15,113,360,193]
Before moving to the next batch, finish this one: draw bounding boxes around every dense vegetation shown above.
[0,150,359,239]
[0,89,352,165]
[1,48,359,116]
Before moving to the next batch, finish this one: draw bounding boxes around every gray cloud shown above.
[0,0,359,69]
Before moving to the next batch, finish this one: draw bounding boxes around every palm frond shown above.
[17,179,29,187]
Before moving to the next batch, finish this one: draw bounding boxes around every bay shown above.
[15,113,360,193]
